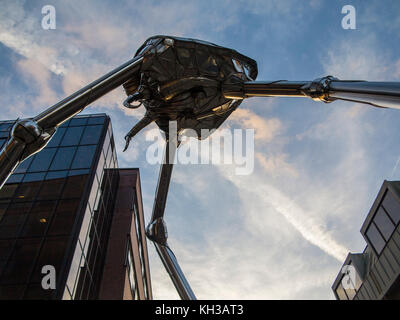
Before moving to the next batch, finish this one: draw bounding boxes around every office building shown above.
[332,180,400,300]
[0,114,152,300]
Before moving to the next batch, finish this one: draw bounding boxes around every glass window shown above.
[46,127,66,147]
[374,207,395,241]
[50,147,76,170]
[71,145,97,169]
[22,172,46,182]
[0,284,25,300]
[88,116,105,125]
[0,202,31,239]
[0,184,18,199]
[382,191,400,225]
[65,243,84,298]
[6,174,24,184]
[0,138,7,150]
[60,119,71,128]
[336,283,348,300]
[28,149,56,172]
[37,177,66,200]
[95,152,105,182]
[366,223,386,255]
[62,174,89,199]
[0,131,9,139]
[20,201,57,237]
[69,117,88,126]
[0,202,7,222]
[48,199,80,236]
[60,126,84,146]
[30,237,69,283]
[345,287,356,300]
[103,130,111,155]
[45,170,68,180]
[69,169,90,176]
[24,283,54,300]
[0,238,41,284]
[15,181,42,201]
[0,123,13,131]
[126,243,137,299]
[80,125,103,145]
[14,156,34,174]
[0,239,15,263]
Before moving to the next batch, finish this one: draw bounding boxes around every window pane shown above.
[80,125,103,145]
[0,284,25,299]
[88,116,105,125]
[50,147,76,170]
[20,201,57,237]
[0,139,6,150]
[22,172,46,182]
[60,126,84,146]
[382,191,400,225]
[46,127,66,147]
[60,119,71,127]
[37,177,66,200]
[62,174,89,198]
[374,207,395,241]
[14,156,34,174]
[15,181,42,201]
[0,123,13,131]
[0,238,41,284]
[69,117,88,126]
[0,202,31,239]
[45,170,68,180]
[0,184,18,199]
[336,283,348,300]
[24,283,54,300]
[345,287,356,300]
[6,174,24,184]
[69,169,90,176]
[71,145,96,169]
[30,237,69,283]
[28,149,56,172]
[366,223,386,254]
[48,199,80,236]
[0,132,9,139]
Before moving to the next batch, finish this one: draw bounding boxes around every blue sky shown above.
[1,0,400,299]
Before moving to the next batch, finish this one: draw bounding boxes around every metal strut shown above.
[0,55,144,189]
[145,137,196,300]
[223,76,400,109]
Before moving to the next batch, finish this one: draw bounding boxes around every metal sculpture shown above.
[1,35,400,300]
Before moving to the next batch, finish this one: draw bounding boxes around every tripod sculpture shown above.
[1,35,400,300]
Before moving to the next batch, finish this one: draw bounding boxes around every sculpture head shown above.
[122,35,257,144]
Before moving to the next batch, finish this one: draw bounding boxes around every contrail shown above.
[220,166,349,262]
[390,156,400,179]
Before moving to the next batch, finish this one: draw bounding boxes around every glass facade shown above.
[365,189,400,256]
[332,181,400,300]
[0,114,150,300]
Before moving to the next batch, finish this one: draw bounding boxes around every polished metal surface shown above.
[0,56,143,188]
[154,243,196,300]
[223,76,400,109]
[145,138,196,300]
[34,56,143,129]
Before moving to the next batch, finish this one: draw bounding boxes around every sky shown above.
[1,0,400,299]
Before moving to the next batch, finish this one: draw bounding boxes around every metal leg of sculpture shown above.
[146,138,196,300]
